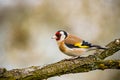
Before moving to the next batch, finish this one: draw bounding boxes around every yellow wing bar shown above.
[74,43,89,48]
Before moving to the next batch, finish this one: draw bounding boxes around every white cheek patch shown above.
[60,31,64,35]
[59,31,66,41]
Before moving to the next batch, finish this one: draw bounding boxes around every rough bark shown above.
[0,39,120,80]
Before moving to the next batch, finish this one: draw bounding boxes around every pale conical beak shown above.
[51,35,57,39]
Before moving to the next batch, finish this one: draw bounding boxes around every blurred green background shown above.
[0,0,120,80]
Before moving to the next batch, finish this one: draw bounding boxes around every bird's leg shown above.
[74,56,86,59]
[62,56,85,61]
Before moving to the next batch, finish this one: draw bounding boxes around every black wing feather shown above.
[82,40,92,47]
[82,40,106,49]
[65,43,80,48]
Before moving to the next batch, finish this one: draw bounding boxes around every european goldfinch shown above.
[52,30,106,57]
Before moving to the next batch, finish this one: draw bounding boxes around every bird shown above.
[52,30,106,57]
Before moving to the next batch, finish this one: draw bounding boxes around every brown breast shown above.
[58,41,66,53]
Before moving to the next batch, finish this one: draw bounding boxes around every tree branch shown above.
[0,39,120,80]
[97,39,120,59]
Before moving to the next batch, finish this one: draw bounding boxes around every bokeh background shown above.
[0,0,120,80]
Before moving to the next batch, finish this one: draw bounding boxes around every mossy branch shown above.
[0,39,120,80]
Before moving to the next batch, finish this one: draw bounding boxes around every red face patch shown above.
[55,31,61,41]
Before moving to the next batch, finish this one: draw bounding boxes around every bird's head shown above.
[52,30,68,42]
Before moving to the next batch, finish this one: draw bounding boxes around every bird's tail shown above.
[91,45,107,50]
